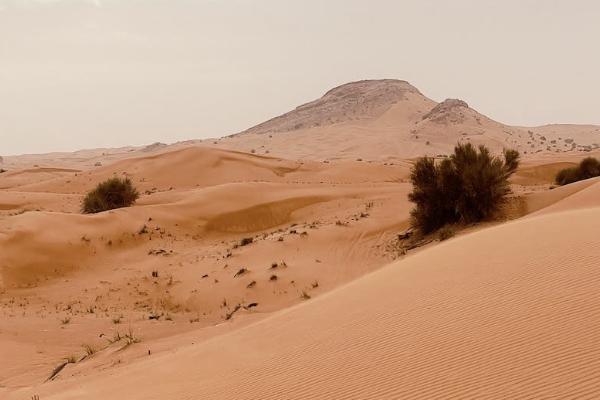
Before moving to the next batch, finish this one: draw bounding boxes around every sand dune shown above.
[8,182,600,399]
[2,79,600,399]
[9,146,408,196]
[2,144,596,394]
[0,146,414,388]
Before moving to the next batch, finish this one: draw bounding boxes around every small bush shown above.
[82,177,139,214]
[555,157,600,185]
[239,237,253,246]
[408,143,519,233]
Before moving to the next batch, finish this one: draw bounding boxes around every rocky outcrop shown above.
[239,79,424,135]
[422,99,470,125]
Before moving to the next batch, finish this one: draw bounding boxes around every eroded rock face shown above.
[142,142,168,153]
[240,79,423,135]
[422,99,470,124]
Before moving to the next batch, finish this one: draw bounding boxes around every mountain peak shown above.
[240,79,424,135]
[422,98,470,124]
[321,79,420,98]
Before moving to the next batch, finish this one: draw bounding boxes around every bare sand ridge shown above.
[6,181,600,399]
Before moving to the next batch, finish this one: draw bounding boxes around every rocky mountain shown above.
[213,79,600,161]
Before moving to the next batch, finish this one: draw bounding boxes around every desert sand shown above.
[2,80,600,399]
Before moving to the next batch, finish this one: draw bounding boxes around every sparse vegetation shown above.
[107,327,140,347]
[234,267,248,277]
[65,355,78,364]
[239,237,253,246]
[408,143,519,233]
[122,327,141,346]
[82,177,139,214]
[82,343,96,356]
[225,304,242,320]
[555,157,600,185]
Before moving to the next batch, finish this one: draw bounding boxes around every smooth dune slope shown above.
[16,183,600,400]
[0,146,412,387]
[527,177,600,216]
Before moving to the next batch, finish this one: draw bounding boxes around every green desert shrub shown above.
[555,157,600,185]
[82,177,139,214]
[408,143,520,233]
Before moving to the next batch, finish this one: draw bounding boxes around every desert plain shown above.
[2,80,600,399]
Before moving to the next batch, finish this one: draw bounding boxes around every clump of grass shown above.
[107,331,122,344]
[300,291,311,300]
[60,317,71,325]
[123,327,141,347]
[65,354,78,364]
[107,327,141,348]
[82,177,139,214]
[82,343,96,356]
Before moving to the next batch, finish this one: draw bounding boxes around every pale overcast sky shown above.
[1,0,599,155]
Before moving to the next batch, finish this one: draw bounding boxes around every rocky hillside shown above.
[240,80,426,135]
[212,79,600,161]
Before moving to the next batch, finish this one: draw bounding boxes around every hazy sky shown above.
[1,0,599,155]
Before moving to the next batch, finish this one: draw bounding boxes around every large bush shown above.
[555,157,600,185]
[408,143,519,233]
[82,177,139,214]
